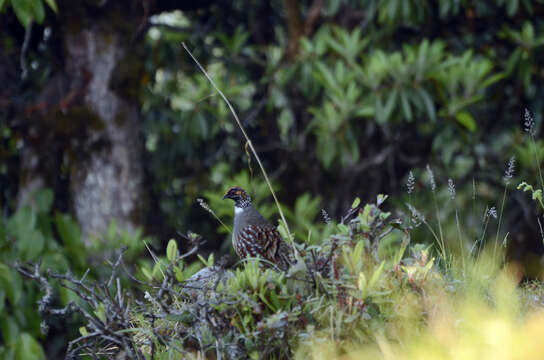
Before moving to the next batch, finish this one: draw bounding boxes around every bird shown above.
[223,186,293,270]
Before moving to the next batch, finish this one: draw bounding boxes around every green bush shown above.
[0,189,155,359]
[0,189,74,359]
[18,189,544,359]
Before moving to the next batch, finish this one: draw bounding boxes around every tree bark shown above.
[62,11,143,242]
[283,0,304,61]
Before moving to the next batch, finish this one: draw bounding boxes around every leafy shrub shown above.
[0,189,73,359]
[11,195,435,358]
[11,175,544,359]
[0,189,154,359]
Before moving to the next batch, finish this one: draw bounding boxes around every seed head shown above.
[524,108,536,136]
[503,156,516,185]
[406,171,415,195]
[197,198,213,214]
[488,206,497,220]
[448,178,456,200]
[426,164,436,192]
[407,203,424,227]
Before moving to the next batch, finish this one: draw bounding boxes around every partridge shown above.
[223,186,292,270]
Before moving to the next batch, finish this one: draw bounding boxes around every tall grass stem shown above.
[493,186,508,261]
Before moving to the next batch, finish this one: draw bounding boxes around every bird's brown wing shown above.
[236,225,292,269]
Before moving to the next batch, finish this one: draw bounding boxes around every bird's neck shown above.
[234,198,252,210]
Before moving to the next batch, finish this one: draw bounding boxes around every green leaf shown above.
[416,87,436,121]
[30,0,45,24]
[480,72,507,90]
[0,263,22,306]
[0,0,7,11]
[174,264,184,282]
[269,290,281,310]
[455,111,477,132]
[351,197,361,208]
[532,189,543,202]
[357,272,367,292]
[400,90,413,121]
[197,254,208,266]
[17,229,44,261]
[278,108,294,140]
[141,266,152,281]
[44,0,57,13]
[11,0,34,27]
[1,316,19,346]
[108,219,118,240]
[40,252,69,272]
[55,214,81,246]
[505,48,522,74]
[34,189,54,213]
[336,223,349,235]
[376,89,398,124]
[7,207,36,237]
[0,288,5,313]
[354,104,375,117]
[166,239,178,263]
[55,213,84,266]
[15,333,45,360]
[368,261,385,291]
[207,253,214,267]
[353,240,365,261]
[314,61,337,90]
[506,0,519,16]
[94,303,106,323]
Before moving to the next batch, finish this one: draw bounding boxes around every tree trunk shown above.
[62,16,143,242]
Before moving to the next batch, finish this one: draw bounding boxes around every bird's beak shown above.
[222,194,228,200]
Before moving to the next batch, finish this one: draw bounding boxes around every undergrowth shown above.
[15,186,544,358]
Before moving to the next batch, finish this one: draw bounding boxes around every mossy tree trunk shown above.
[14,1,148,243]
[61,3,144,242]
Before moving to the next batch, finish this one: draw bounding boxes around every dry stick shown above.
[181,43,301,260]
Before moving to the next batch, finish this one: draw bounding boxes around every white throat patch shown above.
[234,206,244,215]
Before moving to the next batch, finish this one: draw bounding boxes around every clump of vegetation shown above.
[0,189,155,360]
[15,187,544,358]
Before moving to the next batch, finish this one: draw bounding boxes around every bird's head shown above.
[222,186,251,206]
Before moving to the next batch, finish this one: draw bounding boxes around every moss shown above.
[112,108,129,127]
[109,48,146,102]
[44,106,105,138]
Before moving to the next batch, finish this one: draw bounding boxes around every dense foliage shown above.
[140,0,544,252]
